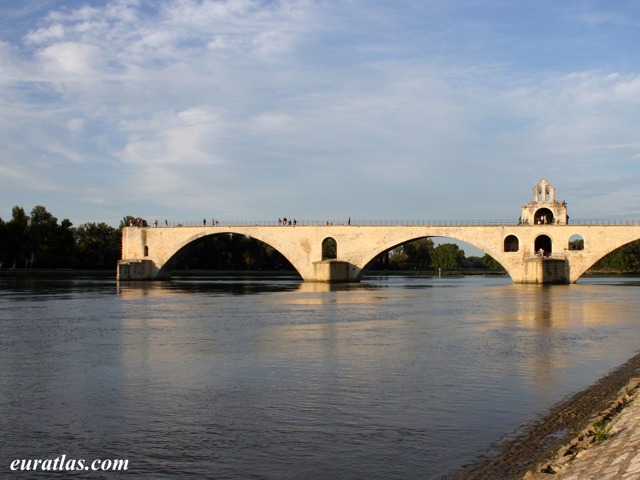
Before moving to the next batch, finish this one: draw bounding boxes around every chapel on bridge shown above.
[520,179,568,225]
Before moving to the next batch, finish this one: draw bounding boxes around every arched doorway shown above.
[322,237,337,260]
[534,208,554,225]
[533,208,555,225]
[534,235,552,256]
[504,235,519,252]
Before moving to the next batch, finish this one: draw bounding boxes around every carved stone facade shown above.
[520,179,568,225]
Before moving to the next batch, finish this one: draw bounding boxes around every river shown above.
[1,274,640,479]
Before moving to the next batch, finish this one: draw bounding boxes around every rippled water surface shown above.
[2,274,640,479]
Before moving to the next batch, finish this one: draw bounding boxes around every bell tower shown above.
[520,179,568,225]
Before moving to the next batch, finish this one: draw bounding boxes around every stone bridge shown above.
[117,222,640,284]
[117,180,640,284]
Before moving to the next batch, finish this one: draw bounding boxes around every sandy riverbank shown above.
[446,351,640,479]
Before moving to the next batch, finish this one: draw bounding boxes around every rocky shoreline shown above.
[524,376,640,478]
[445,351,640,479]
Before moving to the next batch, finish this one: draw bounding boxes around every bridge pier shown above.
[311,260,360,282]
[117,259,164,280]
[522,257,569,284]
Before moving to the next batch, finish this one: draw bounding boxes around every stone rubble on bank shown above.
[524,377,640,479]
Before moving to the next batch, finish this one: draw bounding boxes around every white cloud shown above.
[249,111,297,132]
[36,41,104,76]
[120,107,227,166]
[66,117,85,133]
[24,23,65,44]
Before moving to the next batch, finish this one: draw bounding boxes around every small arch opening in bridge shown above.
[534,235,552,256]
[144,245,149,257]
[504,235,519,252]
[534,208,554,225]
[569,234,584,250]
[322,237,337,260]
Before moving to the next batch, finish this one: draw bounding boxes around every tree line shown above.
[370,238,503,272]
[2,204,640,273]
[0,205,122,269]
[0,205,296,271]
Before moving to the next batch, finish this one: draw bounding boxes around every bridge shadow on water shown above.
[116,273,412,297]
[116,271,512,299]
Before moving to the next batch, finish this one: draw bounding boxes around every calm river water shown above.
[1,274,640,479]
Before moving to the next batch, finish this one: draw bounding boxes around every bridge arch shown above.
[571,237,640,281]
[356,234,505,281]
[358,236,429,278]
[157,231,299,278]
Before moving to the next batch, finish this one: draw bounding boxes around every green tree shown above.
[569,238,584,250]
[403,238,434,270]
[480,254,504,270]
[75,222,121,268]
[388,246,409,270]
[6,206,30,268]
[175,234,293,271]
[0,217,6,267]
[28,205,61,267]
[55,219,77,268]
[593,240,640,272]
[431,243,465,270]
[368,250,391,270]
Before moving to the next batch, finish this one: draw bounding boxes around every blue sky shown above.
[2,0,640,228]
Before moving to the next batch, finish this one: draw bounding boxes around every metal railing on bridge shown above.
[568,219,640,225]
[525,253,567,260]
[153,219,524,227]
[147,218,640,227]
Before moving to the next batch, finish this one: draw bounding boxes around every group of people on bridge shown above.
[518,215,562,225]
[138,216,357,228]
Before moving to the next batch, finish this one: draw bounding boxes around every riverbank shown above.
[447,351,640,479]
[524,376,640,479]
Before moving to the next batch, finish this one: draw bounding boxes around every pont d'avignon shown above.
[118,179,640,284]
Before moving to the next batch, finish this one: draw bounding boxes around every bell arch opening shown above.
[569,234,584,250]
[534,235,552,256]
[534,208,554,225]
[504,235,519,252]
